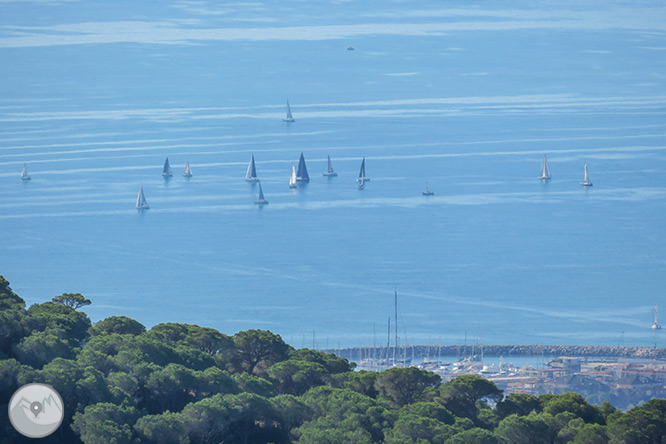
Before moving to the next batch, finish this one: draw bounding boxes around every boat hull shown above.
[296,178,309,182]
[254,200,269,205]
[323,172,337,177]
[580,182,593,186]
[245,178,260,182]
[422,191,434,196]
[538,176,551,180]
[356,178,370,182]
[283,118,295,122]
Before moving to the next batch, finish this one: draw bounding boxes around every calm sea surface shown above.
[1,0,665,348]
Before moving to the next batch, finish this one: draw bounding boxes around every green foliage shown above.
[14,329,76,367]
[496,393,541,419]
[542,391,602,424]
[496,413,555,444]
[134,412,189,444]
[268,359,328,395]
[375,367,441,407]
[437,375,503,424]
[289,348,355,373]
[52,292,92,309]
[71,403,139,444]
[607,399,666,444]
[91,316,145,336]
[446,427,507,444]
[399,402,456,425]
[231,329,290,375]
[148,323,233,355]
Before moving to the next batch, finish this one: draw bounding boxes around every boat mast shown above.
[394,289,398,366]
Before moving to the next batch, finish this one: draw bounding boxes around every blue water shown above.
[1,0,666,348]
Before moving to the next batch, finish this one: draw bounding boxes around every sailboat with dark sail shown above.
[20,164,30,181]
[356,157,370,182]
[296,153,309,182]
[254,182,269,205]
[283,101,295,122]
[136,184,149,210]
[538,155,551,181]
[162,157,173,177]
[245,155,259,182]
[580,162,593,186]
[183,161,193,178]
[323,155,337,177]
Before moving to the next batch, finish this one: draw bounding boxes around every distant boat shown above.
[254,182,268,205]
[580,162,593,186]
[183,161,193,178]
[162,157,173,177]
[283,101,295,123]
[356,157,370,182]
[347,45,355,51]
[289,165,297,188]
[422,180,434,196]
[136,184,149,210]
[323,155,337,177]
[296,152,310,182]
[652,304,661,330]
[245,155,259,182]
[538,155,551,181]
[358,178,365,190]
[20,164,30,181]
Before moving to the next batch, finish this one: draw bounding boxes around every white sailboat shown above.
[538,155,551,180]
[283,101,295,122]
[296,152,309,182]
[422,180,434,196]
[652,304,661,330]
[323,155,337,177]
[580,162,593,186]
[289,165,297,188]
[183,161,193,178]
[356,157,370,182]
[20,163,31,181]
[254,182,268,205]
[162,157,173,177]
[136,184,150,210]
[245,155,259,182]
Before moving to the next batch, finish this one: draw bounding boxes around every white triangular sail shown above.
[283,101,295,122]
[323,155,337,177]
[653,305,661,329]
[136,184,149,209]
[162,157,173,177]
[539,155,551,180]
[580,162,592,186]
[289,165,297,188]
[183,162,192,177]
[245,155,258,181]
[21,163,30,180]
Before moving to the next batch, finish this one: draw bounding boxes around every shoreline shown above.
[326,344,666,361]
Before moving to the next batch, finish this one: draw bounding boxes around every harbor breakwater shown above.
[326,345,666,361]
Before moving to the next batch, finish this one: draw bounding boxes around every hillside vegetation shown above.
[1,276,665,444]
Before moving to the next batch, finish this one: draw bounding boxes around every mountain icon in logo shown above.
[8,383,64,438]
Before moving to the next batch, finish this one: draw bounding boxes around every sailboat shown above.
[162,157,173,177]
[283,101,295,122]
[652,304,661,330]
[323,155,337,177]
[136,184,149,210]
[289,165,297,188]
[356,157,370,182]
[358,178,365,190]
[422,180,434,196]
[254,182,268,205]
[20,163,30,181]
[538,155,551,180]
[183,161,193,178]
[245,155,259,182]
[580,162,593,186]
[296,152,309,182]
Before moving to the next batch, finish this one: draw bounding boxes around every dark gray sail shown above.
[245,155,259,182]
[162,157,173,177]
[356,157,370,181]
[296,152,309,182]
[254,182,268,204]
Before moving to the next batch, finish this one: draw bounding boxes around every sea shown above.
[1,0,665,350]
